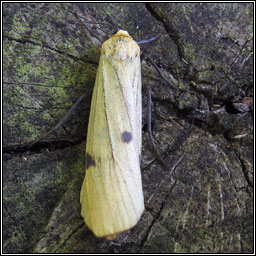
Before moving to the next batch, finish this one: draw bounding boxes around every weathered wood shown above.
[3,3,253,253]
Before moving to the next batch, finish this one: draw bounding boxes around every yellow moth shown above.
[80,30,144,239]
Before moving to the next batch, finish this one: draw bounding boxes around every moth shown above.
[80,30,144,239]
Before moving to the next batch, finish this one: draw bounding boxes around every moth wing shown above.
[80,46,144,238]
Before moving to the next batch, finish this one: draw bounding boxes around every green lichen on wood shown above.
[3,36,97,144]
[3,2,253,254]
[183,42,196,61]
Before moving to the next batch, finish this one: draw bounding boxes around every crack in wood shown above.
[4,206,27,241]
[53,222,85,253]
[4,34,98,65]
[137,179,177,252]
[234,150,253,188]
[3,138,84,161]
[145,3,185,60]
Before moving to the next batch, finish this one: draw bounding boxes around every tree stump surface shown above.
[3,3,253,253]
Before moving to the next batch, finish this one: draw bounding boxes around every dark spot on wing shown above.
[85,153,96,169]
[121,131,132,143]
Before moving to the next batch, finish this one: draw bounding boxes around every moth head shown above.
[113,30,130,38]
[101,30,140,61]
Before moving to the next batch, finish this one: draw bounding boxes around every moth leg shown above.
[137,35,161,45]
[29,94,85,148]
[147,86,169,171]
